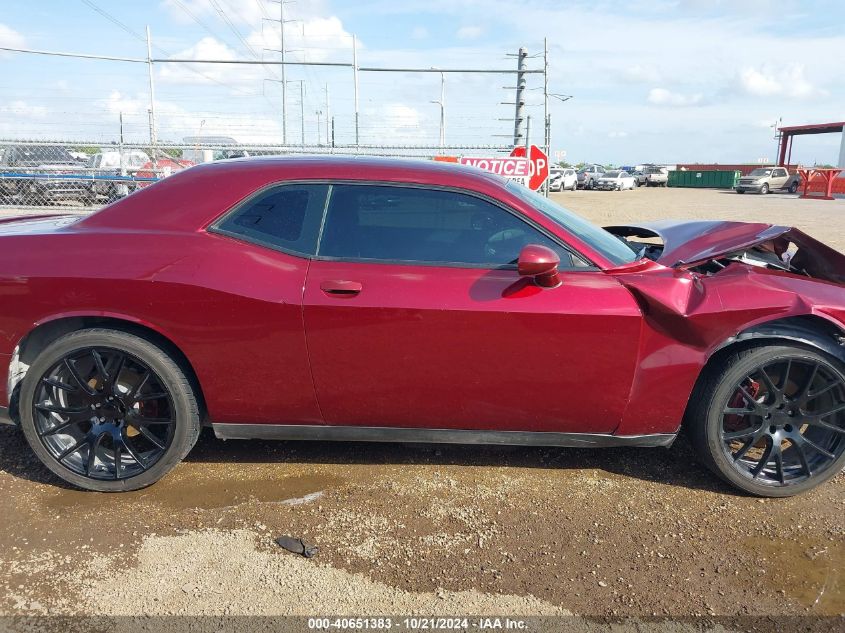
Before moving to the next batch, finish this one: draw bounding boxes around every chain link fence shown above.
[0,139,512,215]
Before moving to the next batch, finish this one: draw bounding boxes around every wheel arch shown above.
[7,314,207,425]
[709,315,845,365]
[682,314,845,431]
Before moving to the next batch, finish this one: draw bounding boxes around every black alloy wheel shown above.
[689,345,845,496]
[20,329,201,491]
[32,348,175,480]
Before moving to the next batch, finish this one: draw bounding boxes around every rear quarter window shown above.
[212,184,329,256]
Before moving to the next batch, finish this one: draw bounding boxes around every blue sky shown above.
[1,0,844,165]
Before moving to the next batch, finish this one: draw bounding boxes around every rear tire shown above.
[686,345,845,497]
[789,182,799,194]
[19,329,201,492]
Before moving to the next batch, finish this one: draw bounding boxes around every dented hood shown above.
[605,219,845,285]
[604,220,790,266]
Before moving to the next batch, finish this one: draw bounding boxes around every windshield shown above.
[603,171,620,178]
[505,180,638,266]
[645,167,663,174]
[749,169,772,177]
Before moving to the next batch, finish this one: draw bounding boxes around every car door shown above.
[205,182,328,424]
[772,168,789,189]
[302,182,643,433]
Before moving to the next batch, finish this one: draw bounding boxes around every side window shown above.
[215,184,328,255]
[318,184,579,268]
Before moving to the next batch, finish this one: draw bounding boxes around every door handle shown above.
[320,280,363,297]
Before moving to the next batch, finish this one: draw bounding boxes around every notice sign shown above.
[459,156,530,178]
[436,145,549,190]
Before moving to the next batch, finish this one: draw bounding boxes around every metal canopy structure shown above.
[777,121,845,166]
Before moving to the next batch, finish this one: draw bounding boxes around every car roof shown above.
[78,155,513,232]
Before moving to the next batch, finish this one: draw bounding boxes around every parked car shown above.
[644,166,669,187]
[88,150,151,201]
[0,144,91,204]
[182,136,249,164]
[735,167,801,195]
[549,168,577,192]
[135,157,195,189]
[630,170,647,187]
[1,157,844,497]
[576,164,605,189]
[594,170,637,191]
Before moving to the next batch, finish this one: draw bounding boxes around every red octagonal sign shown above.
[510,145,549,191]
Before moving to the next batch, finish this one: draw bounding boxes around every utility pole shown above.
[279,0,287,145]
[266,0,297,144]
[324,83,331,148]
[299,80,305,147]
[543,38,550,196]
[353,34,360,150]
[331,116,335,150]
[525,115,531,156]
[513,47,527,147]
[430,69,445,151]
[316,110,322,145]
[118,111,125,183]
[145,25,157,150]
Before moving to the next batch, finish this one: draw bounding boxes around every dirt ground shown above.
[0,188,843,630]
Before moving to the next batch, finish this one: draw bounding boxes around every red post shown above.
[777,131,790,166]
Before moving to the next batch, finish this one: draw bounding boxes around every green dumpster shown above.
[668,170,740,189]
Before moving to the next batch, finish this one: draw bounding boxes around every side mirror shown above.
[517,244,561,288]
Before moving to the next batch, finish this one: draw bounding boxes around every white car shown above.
[549,168,577,192]
[595,170,636,191]
[88,150,151,200]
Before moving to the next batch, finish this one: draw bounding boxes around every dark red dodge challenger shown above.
[1,157,843,496]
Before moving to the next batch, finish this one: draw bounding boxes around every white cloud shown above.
[647,88,704,107]
[0,22,25,54]
[248,15,356,63]
[621,64,660,84]
[0,100,47,119]
[103,91,145,116]
[738,64,826,99]
[411,26,428,40]
[456,26,483,40]
[157,37,265,89]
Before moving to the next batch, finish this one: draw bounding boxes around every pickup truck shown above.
[644,166,668,187]
[0,144,91,204]
[576,164,605,189]
[735,167,801,194]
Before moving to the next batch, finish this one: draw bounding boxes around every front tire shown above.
[687,345,845,497]
[760,183,769,195]
[19,329,201,492]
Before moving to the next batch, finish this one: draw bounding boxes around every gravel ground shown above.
[0,188,843,629]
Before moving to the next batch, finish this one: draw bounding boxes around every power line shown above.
[79,0,146,42]
[209,0,261,60]
[78,0,261,96]
[170,0,229,44]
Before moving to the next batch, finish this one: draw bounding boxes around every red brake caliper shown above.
[725,379,760,433]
